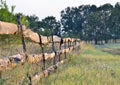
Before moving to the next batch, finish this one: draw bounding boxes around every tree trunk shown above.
[100,40,104,45]
[95,38,98,45]
[115,39,117,43]
[105,39,108,44]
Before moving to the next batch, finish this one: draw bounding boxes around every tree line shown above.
[0,0,120,44]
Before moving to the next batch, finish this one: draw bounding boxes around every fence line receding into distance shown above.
[0,21,80,84]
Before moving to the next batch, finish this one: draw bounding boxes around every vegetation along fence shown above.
[0,20,80,85]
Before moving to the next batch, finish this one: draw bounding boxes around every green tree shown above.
[61,5,93,38]
[15,13,29,27]
[27,15,39,31]
[109,2,120,43]
[84,12,102,44]
[0,0,16,23]
[39,16,61,36]
[98,4,113,43]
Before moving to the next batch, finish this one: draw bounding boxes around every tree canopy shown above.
[0,0,120,44]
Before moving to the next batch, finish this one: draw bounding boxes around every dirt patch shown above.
[103,48,120,55]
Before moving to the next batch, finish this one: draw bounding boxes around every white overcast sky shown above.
[6,0,120,20]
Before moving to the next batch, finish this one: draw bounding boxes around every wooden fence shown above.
[0,21,80,84]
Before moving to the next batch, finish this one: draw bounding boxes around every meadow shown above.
[40,43,120,85]
[0,42,120,85]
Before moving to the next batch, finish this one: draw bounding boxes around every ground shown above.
[0,42,120,85]
[40,43,120,85]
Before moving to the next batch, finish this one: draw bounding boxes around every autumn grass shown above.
[39,43,120,85]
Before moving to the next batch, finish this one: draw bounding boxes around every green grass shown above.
[39,44,120,85]
[1,43,120,85]
[0,35,49,58]
[94,43,120,55]
[95,43,120,50]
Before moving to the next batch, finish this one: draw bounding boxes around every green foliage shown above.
[27,15,39,30]
[15,13,30,27]
[21,15,29,27]
[0,0,120,44]
[39,16,61,36]
[11,5,15,14]
[0,0,29,26]
[39,28,51,36]
[0,0,16,23]
[61,3,120,44]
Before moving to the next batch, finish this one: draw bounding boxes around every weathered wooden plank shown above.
[0,21,27,34]
[0,21,79,45]
[0,44,80,71]
[31,59,68,85]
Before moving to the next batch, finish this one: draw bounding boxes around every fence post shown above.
[68,40,70,48]
[75,39,77,46]
[73,40,75,51]
[16,15,26,53]
[58,38,63,61]
[38,35,45,70]
[64,39,67,59]
[41,46,45,70]
[51,32,56,65]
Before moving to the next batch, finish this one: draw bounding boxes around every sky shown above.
[6,0,120,20]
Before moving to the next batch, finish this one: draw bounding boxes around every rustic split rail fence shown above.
[0,21,80,84]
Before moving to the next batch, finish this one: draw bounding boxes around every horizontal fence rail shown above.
[0,21,80,84]
[0,40,79,71]
[0,21,80,45]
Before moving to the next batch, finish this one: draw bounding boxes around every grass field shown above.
[95,43,120,55]
[39,43,120,85]
[0,42,120,85]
